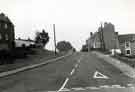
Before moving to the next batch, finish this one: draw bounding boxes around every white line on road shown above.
[75,64,78,68]
[70,68,75,75]
[99,85,110,88]
[60,88,70,91]
[111,85,122,88]
[72,87,85,90]
[57,56,82,92]
[127,84,134,87]
[49,84,131,92]
[57,78,69,92]
[78,60,80,63]
[86,86,100,90]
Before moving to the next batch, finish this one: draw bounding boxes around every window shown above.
[125,42,130,48]
[4,24,8,29]
[5,34,8,40]
[126,50,131,55]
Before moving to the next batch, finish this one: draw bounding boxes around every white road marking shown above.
[111,85,121,88]
[93,71,109,79]
[49,84,130,92]
[75,64,78,68]
[57,78,69,92]
[72,87,85,90]
[70,68,75,75]
[127,84,133,86]
[78,60,80,63]
[57,56,81,92]
[86,87,100,90]
[99,85,110,88]
[61,88,70,91]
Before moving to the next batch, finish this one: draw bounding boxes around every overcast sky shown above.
[0,0,135,50]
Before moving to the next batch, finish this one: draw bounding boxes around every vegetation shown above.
[56,41,73,52]
[35,29,49,48]
[0,47,36,64]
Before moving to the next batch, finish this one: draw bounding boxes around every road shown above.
[0,52,134,92]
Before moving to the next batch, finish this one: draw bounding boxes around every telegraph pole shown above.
[53,24,57,55]
[100,22,105,51]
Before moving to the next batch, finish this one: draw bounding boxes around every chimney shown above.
[115,32,118,35]
[90,32,93,37]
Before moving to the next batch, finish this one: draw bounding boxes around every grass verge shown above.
[0,48,65,73]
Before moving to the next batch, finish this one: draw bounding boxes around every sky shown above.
[0,0,135,50]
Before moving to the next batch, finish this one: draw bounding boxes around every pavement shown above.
[92,51,135,79]
[0,52,134,92]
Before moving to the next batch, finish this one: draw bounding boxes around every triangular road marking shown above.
[61,88,70,91]
[93,71,109,79]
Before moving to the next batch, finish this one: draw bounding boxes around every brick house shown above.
[118,34,135,56]
[0,13,15,50]
[87,22,119,51]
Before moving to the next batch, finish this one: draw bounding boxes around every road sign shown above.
[93,71,109,79]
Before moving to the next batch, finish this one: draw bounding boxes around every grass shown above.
[0,47,65,73]
[112,54,135,68]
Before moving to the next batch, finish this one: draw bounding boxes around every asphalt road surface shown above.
[0,52,134,92]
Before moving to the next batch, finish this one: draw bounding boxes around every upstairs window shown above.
[4,24,8,29]
[125,41,130,48]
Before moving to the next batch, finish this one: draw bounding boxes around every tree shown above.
[56,41,73,52]
[35,29,49,48]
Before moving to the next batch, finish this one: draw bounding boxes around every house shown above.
[86,32,101,50]
[87,22,119,51]
[118,34,135,56]
[99,22,119,50]
[0,13,15,50]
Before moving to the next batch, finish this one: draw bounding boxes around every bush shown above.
[11,47,27,58]
[0,50,14,64]
[0,47,37,65]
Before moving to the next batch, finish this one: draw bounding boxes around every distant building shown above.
[118,34,135,56]
[0,13,15,50]
[87,32,101,50]
[87,22,119,51]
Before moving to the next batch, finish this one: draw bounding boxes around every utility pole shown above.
[100,23,106,51]
[53,24,57,55]
[88,32,91,52]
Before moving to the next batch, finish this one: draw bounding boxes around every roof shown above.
[0,13,12,24]
[118,34,135,43]
[90,32,99,39]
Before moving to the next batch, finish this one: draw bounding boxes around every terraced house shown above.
[87,22,119,51]
[0,13,15,51]
[118,34,135,56]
